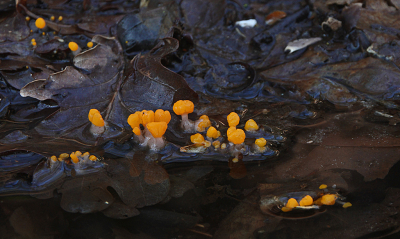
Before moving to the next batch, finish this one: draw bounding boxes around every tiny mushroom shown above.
[244,119,259,131]
[173,100,195,131]
[88,109,105,135]
[146,122,168,151]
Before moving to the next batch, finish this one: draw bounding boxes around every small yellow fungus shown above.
[50,155,57,162]
[212,140,221,149]
[87,41,94,48]
[244,119,259,131]
[50,16,55,21]
[127,112,142,128]
[58,16,63,21]
[207,126,221,139]
[32,41,37,46]
[30,30,33,32]
[59,153,69,161]
[227,126,236,136]
[281,207,292,212]
[197,115,211,132]
[173,100,194,115]
[125,40,128,44]
[221,143,227,149]
[227,129,246,144]
[319,184,328,189]
[191,133,205,144]
[299,195,313,206]
[70,152,79,163]
[155,109,171,124]
[26,16,30,21]
[83,152,90,157]
[89,155,97,161]
[31,39,36,42]
[232,158,239,163]
[141,110,155,126]
[227,112,240,127]
[146,122,168,138]
[53,31,56,35]
[88,109,105,127]
[35,18,46,29]
[286,198,299,208]
[321,194,337,205]
[255,138,266,147]
[42,32,46,36]
[68,42,79,52]
[343,202,352,208]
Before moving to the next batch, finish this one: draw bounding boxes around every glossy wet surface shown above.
[2,0,400,238]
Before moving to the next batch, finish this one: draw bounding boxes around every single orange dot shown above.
[68,42,79,51]
[35,18,46,29]
[50,16,55,21]
[87,41,93,48]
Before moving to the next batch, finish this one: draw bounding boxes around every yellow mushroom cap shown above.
[227,129,246,144]
[343,202,352,208]
[244,119,259,131]
[227,126,236,136]
[35,18,46,29]
[299,195,313,206]
[87,41,94,48]
[32,41,37,46]
[70,152,79,163]
[83,152,90,157]
[25,16,30,21]
[88,109,104,127]
[197,115,211,132]
[191,133,205,144]
[227,112,240,127]
[127,112,142,128]
[141,110,155,126]
[88,109,100,122]
[50,16,55,21]
[286,198,299,208]
[155,109,171,124]
[146,122,168,138]
[59,153,69,161]
[255,138,266,147]
[58,16,63,21]
[321,194,337,205]
[173,100,194,115]
[51,155,57,162]
[68,42,79,52]
[207,126,221,139]
[319,184,328,189]
[89,155,97,161]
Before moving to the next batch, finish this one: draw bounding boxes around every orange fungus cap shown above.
[146,122,168,138]
[35,18,46,29]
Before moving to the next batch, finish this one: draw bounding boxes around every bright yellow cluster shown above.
[50,151,98,164]
[127,109,171,138]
